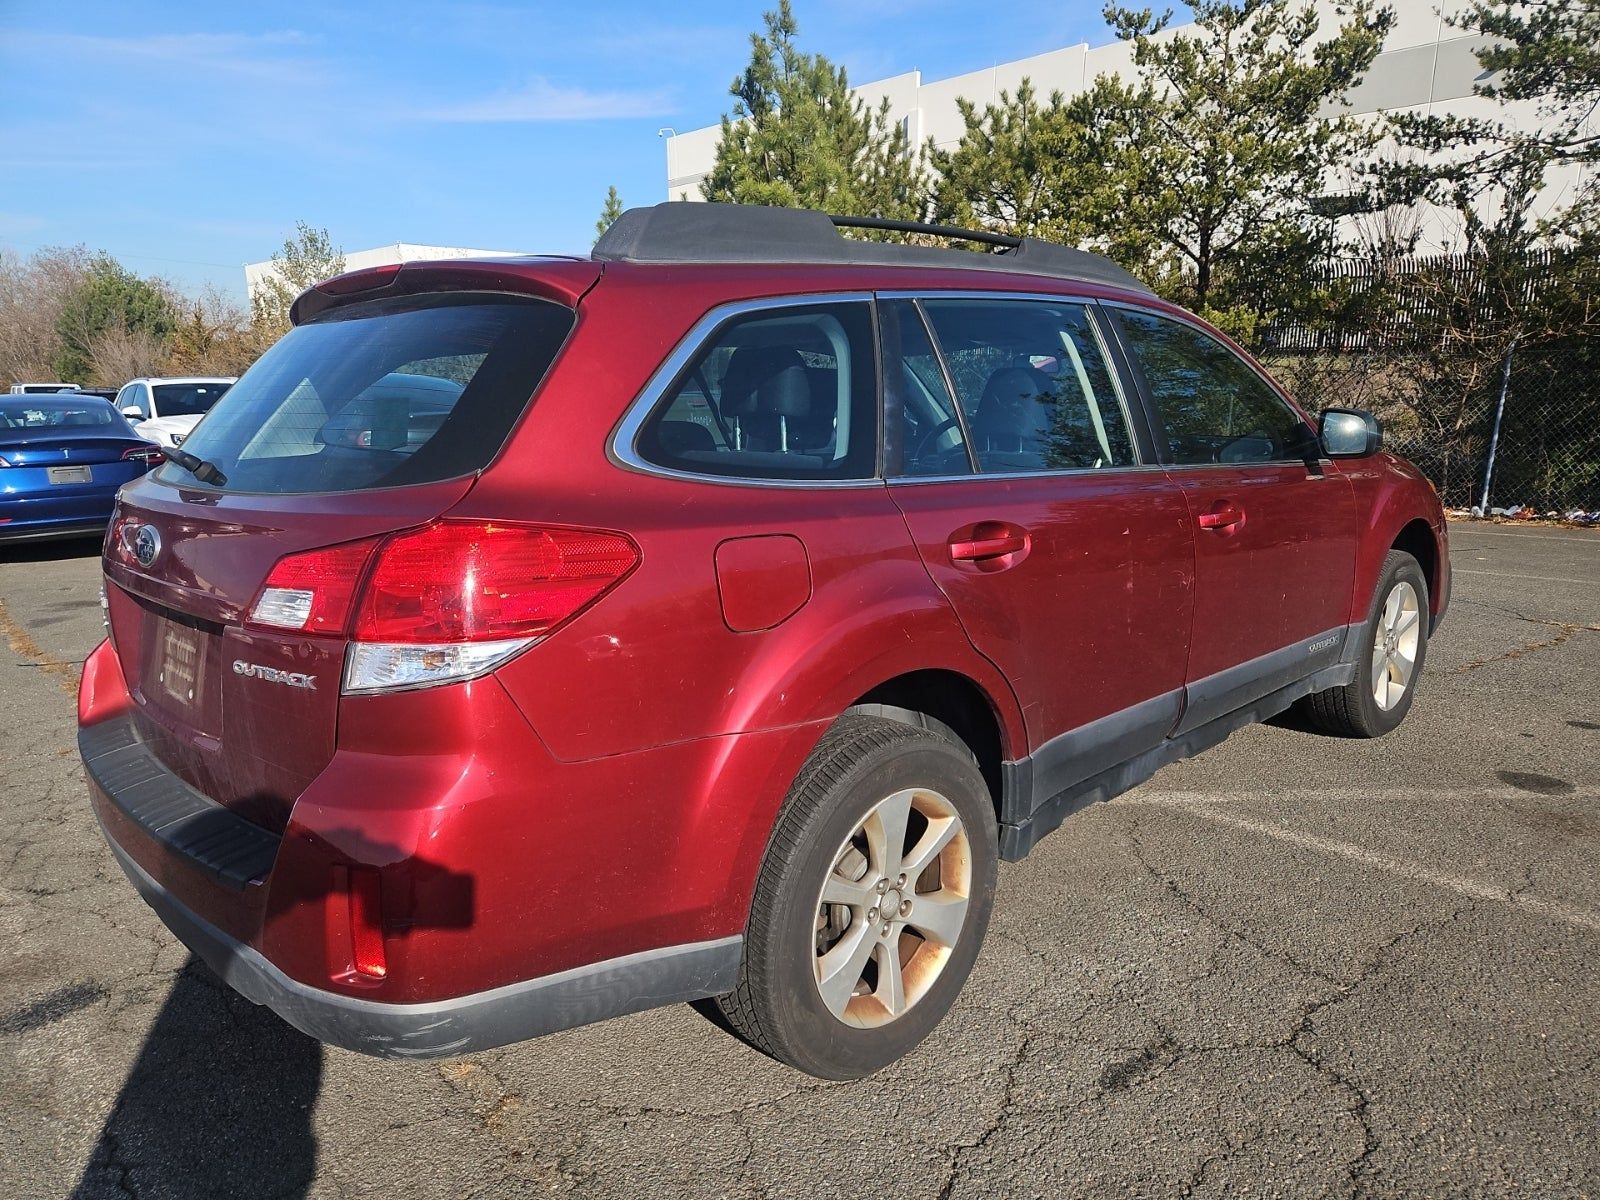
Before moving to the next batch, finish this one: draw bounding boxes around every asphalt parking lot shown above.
[1,522,1596,1199]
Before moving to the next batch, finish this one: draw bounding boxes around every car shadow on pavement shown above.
[0,535,105,564]
[71,955,321,1199]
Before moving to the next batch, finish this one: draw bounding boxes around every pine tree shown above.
[53,255,177,382]
[1080,0,1392,326]
[596,186,625,241]
[701,1,926,224]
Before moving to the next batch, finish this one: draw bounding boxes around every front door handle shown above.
[948,521,1031,564]
[1197,501,1245,532]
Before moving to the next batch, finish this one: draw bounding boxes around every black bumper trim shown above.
[101,837,745,1059]
[80,715,280,889]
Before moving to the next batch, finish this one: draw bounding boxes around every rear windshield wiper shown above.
[159,445,228,487]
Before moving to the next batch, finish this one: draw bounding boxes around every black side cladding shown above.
[593,202,1154,294]
[80,715,280,888]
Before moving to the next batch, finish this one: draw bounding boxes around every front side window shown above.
[1115,309,1311,465]
[919,299,1135,474]
[160,293,574,494]
[117,385,148,419]
[636,301,877,481]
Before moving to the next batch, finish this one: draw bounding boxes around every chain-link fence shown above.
[1255,253,1600,517]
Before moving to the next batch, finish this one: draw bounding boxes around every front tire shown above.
[1301,550,1430,737]
[709,714,998,1079]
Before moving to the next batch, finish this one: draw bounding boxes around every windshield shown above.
[1,399,121,429]
[152,382,232,417]
[158,293,575,494]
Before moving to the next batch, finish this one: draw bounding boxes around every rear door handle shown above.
[1197,502,1245,532]
[948,522,1030,563]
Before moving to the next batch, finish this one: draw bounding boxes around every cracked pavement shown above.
[1,521,1597,1199]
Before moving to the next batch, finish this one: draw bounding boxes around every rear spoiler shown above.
[290,257,601,325]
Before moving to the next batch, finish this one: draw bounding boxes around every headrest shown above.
[976,367,1053,440]
[721,346,805,416]
[753,364,811,418]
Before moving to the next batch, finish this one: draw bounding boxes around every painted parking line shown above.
[1448,526,1600,543]
[1453,569,1600,586]
[1126,791,1600,934]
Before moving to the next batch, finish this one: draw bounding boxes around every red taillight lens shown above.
[247,538,378,636]
[122,445,164,465]
[353,521,640,644]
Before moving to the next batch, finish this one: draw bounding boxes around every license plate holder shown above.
[159,623,203,708]
[47,465,92,484]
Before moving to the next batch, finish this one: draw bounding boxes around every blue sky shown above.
[0,1,1131,299]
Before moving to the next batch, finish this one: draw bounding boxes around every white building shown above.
[244,242,524,300]
[663,0,1594,253]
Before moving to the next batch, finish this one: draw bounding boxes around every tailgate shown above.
[104,479,474,832]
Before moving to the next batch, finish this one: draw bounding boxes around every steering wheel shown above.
[910,417,963,465]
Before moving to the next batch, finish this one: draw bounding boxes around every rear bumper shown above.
[101,833,741,1058]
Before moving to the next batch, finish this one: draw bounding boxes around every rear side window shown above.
[890,301,972,477]
[160,294,574,494]
[1114,309,1310,465]
[919,299,1135,474]
[636,301,877,481]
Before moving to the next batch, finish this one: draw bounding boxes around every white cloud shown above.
[422,77,675,122]
[0,29,321,84]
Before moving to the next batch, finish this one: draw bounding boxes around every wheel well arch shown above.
[1390,519,1440,624]
[847,670,1008,823]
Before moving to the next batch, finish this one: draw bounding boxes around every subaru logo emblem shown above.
[133,525,161,568]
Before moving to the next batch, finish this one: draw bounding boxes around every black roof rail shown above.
[592,202,1152,294]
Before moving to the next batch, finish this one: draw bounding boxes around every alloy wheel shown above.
[812,787,971,1028]
[1372,579,1422,711]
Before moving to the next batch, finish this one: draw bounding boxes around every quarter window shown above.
[1115,310,1311,465]
[637,302,877,481]
[919,299,1135,474]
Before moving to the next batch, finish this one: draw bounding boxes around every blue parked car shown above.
[0,396,164,544]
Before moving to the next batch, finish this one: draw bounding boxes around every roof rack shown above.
[592,203,1152,294]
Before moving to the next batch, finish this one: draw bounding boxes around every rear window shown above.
[152,382,232,417]
[159,293,574,494]
[1,399,121,428]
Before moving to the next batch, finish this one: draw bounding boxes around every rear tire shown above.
[708,714,998,1079]
[1301,550,1429,738]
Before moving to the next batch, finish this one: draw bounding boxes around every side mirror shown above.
[122,406,144,419]
[1319,408,1382,458]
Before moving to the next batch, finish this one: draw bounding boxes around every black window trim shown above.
[1101,300,1322,471]
[609,291,886,490]
[878,288,1157,484]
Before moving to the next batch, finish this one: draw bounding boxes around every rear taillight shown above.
[249,521,639,695]
[107,513,137,565]
[352,522,640,643]
[121,445,164,465]
[247,538,377,636]
[344,521,639,694]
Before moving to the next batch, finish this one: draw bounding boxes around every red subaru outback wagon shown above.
[79,204,1448,1079]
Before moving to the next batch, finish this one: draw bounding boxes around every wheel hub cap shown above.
[1371,580,1421,711]
[812,787,971,1029]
